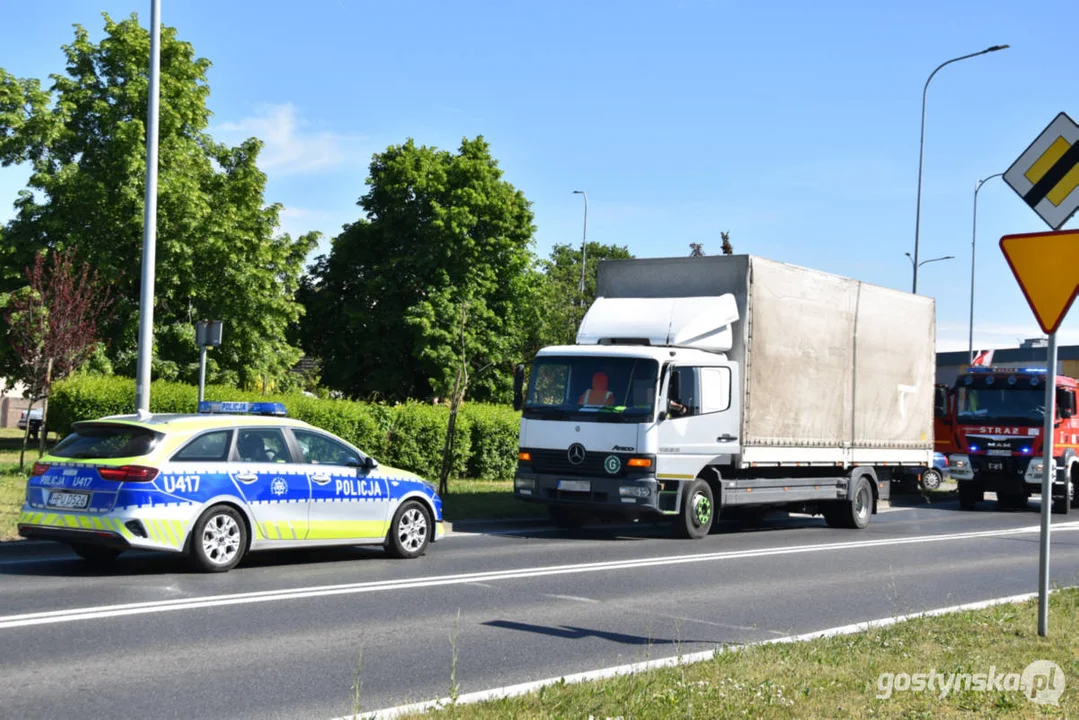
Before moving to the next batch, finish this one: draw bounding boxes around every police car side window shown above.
[236,429,292,464]
[293,430,361,466]
[173,430,233,462]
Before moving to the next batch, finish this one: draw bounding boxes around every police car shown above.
[17,402,444,572]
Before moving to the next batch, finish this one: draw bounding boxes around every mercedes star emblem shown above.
[567,443,586,465]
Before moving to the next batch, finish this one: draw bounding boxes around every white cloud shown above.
[215,103,366,177]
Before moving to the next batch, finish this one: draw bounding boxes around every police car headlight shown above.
[619,485,651,498]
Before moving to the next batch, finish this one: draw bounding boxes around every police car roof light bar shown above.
[198,401,288,416]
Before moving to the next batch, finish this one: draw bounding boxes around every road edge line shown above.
[340,589,1058,720]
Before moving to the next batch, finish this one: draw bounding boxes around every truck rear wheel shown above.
[823,476,872,529]
[675,479,715,539]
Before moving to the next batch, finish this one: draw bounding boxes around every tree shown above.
[720,231,734,255]
[303,137,537,402]
[6,247,114,466]
[0,13,315,389]
[532,241,634,349]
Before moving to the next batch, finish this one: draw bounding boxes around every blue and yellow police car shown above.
[17,402,444,572]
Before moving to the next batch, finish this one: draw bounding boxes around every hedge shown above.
[47,376,520,481]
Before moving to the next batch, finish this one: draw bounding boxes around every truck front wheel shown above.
[823,476,872,529]
[675,479,715,539]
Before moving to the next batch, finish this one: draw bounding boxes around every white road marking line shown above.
[543,594,599,604]
[1,521,1076,631]
[339,590,1057,720]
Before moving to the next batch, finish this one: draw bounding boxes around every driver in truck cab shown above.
[579,371,615,406]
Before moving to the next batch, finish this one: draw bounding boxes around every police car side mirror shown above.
[363,456,379,472]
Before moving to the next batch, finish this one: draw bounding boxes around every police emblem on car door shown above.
[293,429,390,539]
[234,427,311,540]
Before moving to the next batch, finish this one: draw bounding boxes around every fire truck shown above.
[947,366,1079,513]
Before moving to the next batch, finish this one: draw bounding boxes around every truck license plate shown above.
[558,480,591,492]
[988,461,1003,471]
[47,491,90,509]
[987,449,1011,457]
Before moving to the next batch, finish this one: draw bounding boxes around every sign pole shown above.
[1037,331,1057,637]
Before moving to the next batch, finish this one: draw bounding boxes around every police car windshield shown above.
[524,356,658,421]
[51,424,163,459]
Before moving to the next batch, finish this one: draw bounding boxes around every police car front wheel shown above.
[385,500,431,559]
[189,504,248,573]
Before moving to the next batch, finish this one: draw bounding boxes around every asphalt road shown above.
[2,499,1079,719]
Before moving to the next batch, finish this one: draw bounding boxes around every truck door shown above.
[657,363,740,478]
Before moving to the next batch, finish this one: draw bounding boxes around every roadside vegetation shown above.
[395,589,1078,719]
[0,427,53,540]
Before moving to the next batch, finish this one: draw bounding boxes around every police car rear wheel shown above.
[190,505,247,573]
[386,501,430,559]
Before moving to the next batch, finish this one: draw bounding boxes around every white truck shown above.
[512,255,935,537]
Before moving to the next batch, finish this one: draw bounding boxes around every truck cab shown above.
[949,366,1079,513]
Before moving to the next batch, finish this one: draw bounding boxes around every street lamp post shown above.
[906,253,954,287]
[134,0,162,413]
[968,172,1004,363]
[572,190,588,302]
[912,44,1009,294]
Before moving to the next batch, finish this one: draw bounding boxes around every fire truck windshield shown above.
[957,387,1046,424]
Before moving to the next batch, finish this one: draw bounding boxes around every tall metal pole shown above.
[1038,331,1058,637]
[197,346,207,404]
[134,0,162,413]
[573,190,588,300]
[968,173,1004,363]
[912,45,1009,294]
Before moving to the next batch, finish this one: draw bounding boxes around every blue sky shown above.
[1,0,1076,352]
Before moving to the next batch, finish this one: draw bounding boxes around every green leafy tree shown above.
[0,13,315,388]
[532,241,634,349]
[303,137,537,403]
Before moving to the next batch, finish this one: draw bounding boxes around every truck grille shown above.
[528,448,627,478]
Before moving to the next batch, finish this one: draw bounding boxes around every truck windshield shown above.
[524,356,659,421]
[956,387,1046,424]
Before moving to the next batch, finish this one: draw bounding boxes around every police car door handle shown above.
[310,473,332,485]
[235,472,258,484]
[717,434,737,442]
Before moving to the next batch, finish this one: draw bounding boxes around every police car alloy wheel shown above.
[386,500,430,559]
[190,505,248,572]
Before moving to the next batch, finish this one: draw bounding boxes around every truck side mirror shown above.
[933,387,949,421]
[512,363,525,411]
[1058,389,1076,419]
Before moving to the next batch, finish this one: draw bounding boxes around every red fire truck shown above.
[947,366,1079,513]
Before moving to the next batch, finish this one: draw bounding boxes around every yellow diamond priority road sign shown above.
[1000,229,1079,334]
[1003,112,1079,230]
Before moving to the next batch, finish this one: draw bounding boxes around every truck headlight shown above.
[514,477,535,490]
[952,460,968,470]
[619,485,651,498]
[1031,462,1044,474]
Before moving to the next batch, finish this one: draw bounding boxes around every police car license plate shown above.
[47,491,89,510]
[558,480,590,492]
